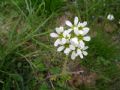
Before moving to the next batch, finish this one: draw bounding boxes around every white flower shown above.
[50,27,64,46]
[77,46,88,59]
[50,27,71,47]
[50,16,91,60]
[65,16,81,35]
[78,21,87,28]
[65,16,79,27]
[50,26,64,38]
[65,16,90,38]
[70,45,89,60]
[70,37,88,49]
[107,14,114,21]
[57,44,76,56]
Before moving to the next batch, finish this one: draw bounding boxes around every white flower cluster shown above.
[50,16,91,60]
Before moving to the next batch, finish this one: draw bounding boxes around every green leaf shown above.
[50,67,61,74]
[10,74,23,81]
[40,82,49,90]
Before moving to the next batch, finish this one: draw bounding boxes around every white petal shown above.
[50,33,58,38]
[55,28,60,34]
[60,26,64,31]
[54,39,61,47]
[74,16,79,25]
[78,22,83,27]
[69,45,75,50]
[83,46,89,50]
[64,48,71,55]
[70,37,79,46]
[79,53,83,59]
[63,30,70,37]
[66,29,72,33]
[79,40,85,48]
[76,49,83,59]
[57,46,65,52]
[82,27,90,35]
[82,21,87,27]
[82,51,88,56]
[83,36,91,41]
[65,20,73,27]
[77,49,82,55]
[78,30,83,35]
[71,51,77,60]
[61,38,67,44]
[63,30,71,39]
[55,27,64,34]
[74,27,79,36]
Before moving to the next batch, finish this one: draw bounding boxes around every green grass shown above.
[0,0,120,90]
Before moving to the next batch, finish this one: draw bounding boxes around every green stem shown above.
[62,56,68,74]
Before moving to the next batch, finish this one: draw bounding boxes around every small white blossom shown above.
[50,27,64,38]
[65,16,89,36]
[77,46,88,59]
[50,16,91,60]
[107,14,114,21]
[50,27,71,47]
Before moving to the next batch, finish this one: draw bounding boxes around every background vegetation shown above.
[0,0,120,90]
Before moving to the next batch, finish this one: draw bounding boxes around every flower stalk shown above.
[62,56,68,74]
